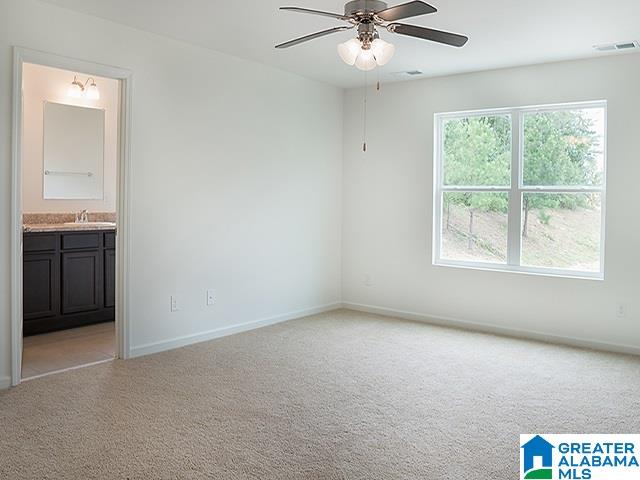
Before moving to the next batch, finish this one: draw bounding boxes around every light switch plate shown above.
[171,295,179,312]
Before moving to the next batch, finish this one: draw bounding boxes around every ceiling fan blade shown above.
[275,26,353,49]
[387,23,469,47]
[279,6,348,21]
[375,1,436,22]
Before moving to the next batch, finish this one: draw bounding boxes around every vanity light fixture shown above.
[68,75,100,100]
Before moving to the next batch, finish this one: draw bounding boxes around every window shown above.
[433,102,606,278]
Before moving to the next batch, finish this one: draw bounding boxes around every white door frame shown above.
[10,47,133,386]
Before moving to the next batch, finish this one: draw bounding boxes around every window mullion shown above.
[507,111,522,266]
[520,186,603,193]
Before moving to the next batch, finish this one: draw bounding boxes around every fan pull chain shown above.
[362,69,367,152]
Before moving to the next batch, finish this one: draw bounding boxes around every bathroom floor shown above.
[22,322,115,379]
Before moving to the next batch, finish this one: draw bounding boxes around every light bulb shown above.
[370,38,395,66]
[86,82,100,100]
[355,49,377,71]
[337,38,361,66]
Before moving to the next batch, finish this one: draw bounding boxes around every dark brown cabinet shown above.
[61,250,102,314]
[23,252,59,320]
[23,230,115,336]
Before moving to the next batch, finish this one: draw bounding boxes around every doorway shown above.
[10,48,132,386]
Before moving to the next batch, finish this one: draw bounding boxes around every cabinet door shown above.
[104,249,116,308]
[61,250,102,314]
[23,252,59,320]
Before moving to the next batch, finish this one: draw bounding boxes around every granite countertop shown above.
[23,222,117,233]
[22,212,117,233]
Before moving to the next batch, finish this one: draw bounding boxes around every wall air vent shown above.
[594,40,639,52]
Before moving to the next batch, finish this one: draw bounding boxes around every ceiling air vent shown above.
[594,40,640,52]
[392,70,424,77]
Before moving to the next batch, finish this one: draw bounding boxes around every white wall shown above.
[0,0,343,385]
[22,62,118,213]
[342,54,640,351]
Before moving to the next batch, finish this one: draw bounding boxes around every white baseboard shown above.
[343,302,640,356]
[130,302,342,358]
[0,376,12,390]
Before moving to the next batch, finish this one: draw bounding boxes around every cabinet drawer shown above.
[62,232,100,250]
[24,234,57,252]
[104,232,116,249]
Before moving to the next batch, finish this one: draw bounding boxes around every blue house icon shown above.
[521,435,555,472]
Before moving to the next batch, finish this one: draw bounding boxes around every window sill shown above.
[433,259,604,281]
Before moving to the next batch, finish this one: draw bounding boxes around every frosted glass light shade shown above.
[355,49,377,71]
[337,38,361,66]
[85,83,100,100]
[67,83,83,98]
[370,38,395,66]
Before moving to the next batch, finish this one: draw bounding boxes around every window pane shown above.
[523,107,605,187]
[441,192,508,264]
[521,193,601,272]
[442,115,511,186]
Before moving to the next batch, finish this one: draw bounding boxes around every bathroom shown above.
[20,62,120,379]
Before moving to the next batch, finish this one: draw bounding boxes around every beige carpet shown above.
[1,310,638,479]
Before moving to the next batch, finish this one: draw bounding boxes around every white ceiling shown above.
[41,0,640,88]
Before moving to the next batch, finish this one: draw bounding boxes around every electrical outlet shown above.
[171,295,179,312]
[363,274,373,287]
[206,289,215,306]
[616,303,626,318]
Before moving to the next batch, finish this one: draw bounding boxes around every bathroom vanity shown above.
[23,225,116,336]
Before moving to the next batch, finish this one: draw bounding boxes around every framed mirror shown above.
[43,101,105,200]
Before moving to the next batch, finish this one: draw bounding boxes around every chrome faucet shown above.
[76,209,89,223]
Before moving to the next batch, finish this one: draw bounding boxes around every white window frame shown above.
[432,100,607,280]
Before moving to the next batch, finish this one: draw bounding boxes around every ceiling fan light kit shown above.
[338,27,395,70]
[276,0,469,70]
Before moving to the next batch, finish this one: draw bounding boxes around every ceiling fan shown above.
[275,0,469,70]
